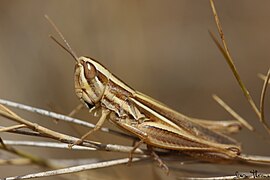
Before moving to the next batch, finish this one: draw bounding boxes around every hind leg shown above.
[147,145,169,174]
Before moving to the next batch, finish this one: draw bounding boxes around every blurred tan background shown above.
[0,0,270,179]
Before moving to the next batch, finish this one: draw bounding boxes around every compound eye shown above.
[83,61,96,79]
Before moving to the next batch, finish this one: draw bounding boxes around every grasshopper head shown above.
[45,16,110,109]
[74,56,110,109]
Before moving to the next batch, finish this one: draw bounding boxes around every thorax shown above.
[100,80,145,120]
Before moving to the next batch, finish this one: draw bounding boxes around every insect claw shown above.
[68,139,83,149]
[68,143,74,149]
[162,163,170,175]
[127,140,144,166]
[127,154,133,166]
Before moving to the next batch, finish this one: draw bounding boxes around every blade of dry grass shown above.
[191,119,242,134]
[68,104,84,117]
[212,94,254,131]
[0,99,134,139]
[0,138,52,167]
[0,125,50,138]
[2,140,96,151]
[209,0,261,119]
[209,0,270,134]
[208,31,260,119]
[0,158,32,166]
[0,124,26,132]
[0,106,78,142]
[3,157,146,180]
[259,68,270,133]
[0,105,145,155]
[238,154,270,164]
[258,73,270,83]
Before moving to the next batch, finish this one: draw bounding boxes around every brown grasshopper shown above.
[45,16,244,173]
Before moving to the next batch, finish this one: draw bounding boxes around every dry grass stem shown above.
[0,104,145,155]
[0,125,50,138]
[0,124,26,132]
[4,157,145,180]
[0,99,134,139]
[210,0,270,135]
[258,73,270,84]
[212,94,254,131]
[2,140,96,151]
[191,119,242,134]
[238,154,270,164]
[0,158,32,166]
[209,0,261,119]
[68,104,84,117]
[259,68,270,133]
[0,138,52,168]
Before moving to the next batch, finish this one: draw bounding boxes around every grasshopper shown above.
[45,16,242,173]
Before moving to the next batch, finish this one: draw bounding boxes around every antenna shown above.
[45,15,79,62]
